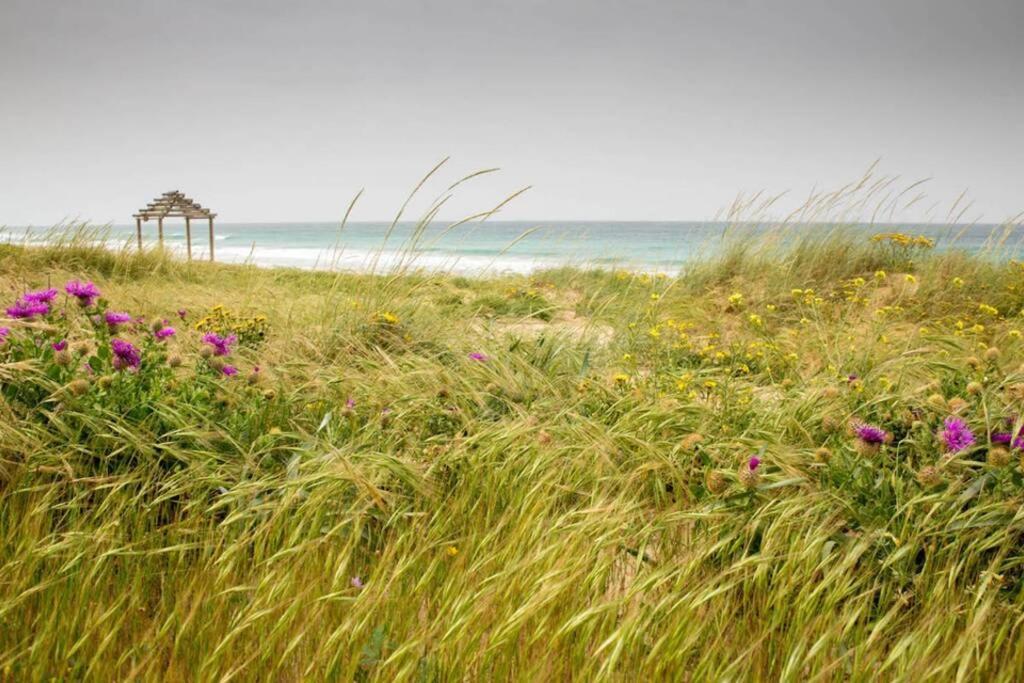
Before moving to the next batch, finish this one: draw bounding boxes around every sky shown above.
[1,0,1021,225]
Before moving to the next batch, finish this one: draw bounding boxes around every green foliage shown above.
[4,230,1024,680]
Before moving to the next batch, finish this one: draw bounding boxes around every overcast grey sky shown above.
[1,0,1021,224]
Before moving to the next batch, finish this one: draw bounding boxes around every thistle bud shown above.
[917,465,942,487]
[813,446,831,463]
[984,347,1001,362]
[738,462,761,489]
[66,378,90,396]
[926,393,947,410]
[966,382,983,396]
[54,349,73,367]
[947,397,968,414]
[965,356,982,370]
[97,375,114,390]
[822,415,841,433]
[681,433,704,451]
[821,386,840,399]
[208,356,226,371]
[705,470,727,494]
[167,353,183,368]
[199,346,214,359]
[537,430,552,445]
[989,446,1011,468]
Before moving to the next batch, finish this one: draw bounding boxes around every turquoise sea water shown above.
[5,221,1021,274]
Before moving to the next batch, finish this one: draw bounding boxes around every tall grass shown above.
[1,174,1024,680]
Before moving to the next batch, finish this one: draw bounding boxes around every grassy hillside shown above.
[2,230,1024,680]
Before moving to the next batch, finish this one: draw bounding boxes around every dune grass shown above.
[2,223,1024,681]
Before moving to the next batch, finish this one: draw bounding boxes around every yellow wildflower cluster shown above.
[870,232,935,249]
[194,304,269,346]
[372,311,400,325]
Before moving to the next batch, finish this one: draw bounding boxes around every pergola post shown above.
[158,217,164,247]
[135,217,142,251]
[208,217,215,262]
[184,216,192,260]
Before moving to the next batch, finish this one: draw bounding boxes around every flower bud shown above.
[989,446,1011,468]
[966,382,983,396]
[167,353,183,368]
[814,446,831,463]
[66,378,90,396]
[917,465,942,487]
[705,470,727,494]
[984,347,1001,362]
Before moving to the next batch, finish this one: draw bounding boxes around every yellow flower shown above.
[648,327,661,339]
[978,303,999,317]
[703,379,718,389]
[952,277,965,288]
[791,288,803,297]
[748,314,763,327]
[446,546,459,557]
[650,293,660,301]
[613,373,630,384]
[622,353,633,361]
[765,304,777,312]
[874,270,887,280]
[728,292,744,306]
[1010,330,1022,339]
[904,274,917,284]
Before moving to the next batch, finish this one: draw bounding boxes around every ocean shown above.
[3,221,1020,275]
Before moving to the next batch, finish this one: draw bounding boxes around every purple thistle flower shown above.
[939,416,975,453]
[991,431,1024,450]
[351,576,364,589]
[64,280,100,307]
[220,364,238,376]
[469,352,489,362]
[847,374,859,383]
[854,422,888,445]
[202,332,237,356]
[177,309,187,320]
[154,326,176,340]
[748,456,761,471]
[346,397,356,410]
[6,300,49,319]
[104,311,132,327]
[111,338,141,371]
[23,288,58,304]
[52,339,68,352]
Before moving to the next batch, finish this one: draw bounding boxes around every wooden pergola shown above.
[133,191,217,261]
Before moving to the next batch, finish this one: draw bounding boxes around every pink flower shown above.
[221,364,238,376]
[748,456,761,471]
[154,326,176,340]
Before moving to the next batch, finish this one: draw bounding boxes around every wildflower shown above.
[351,576,364,590]
[727,292,743,307]
[52,340,68,352]
[916,465,942,488]
[154,326,176,340]
[374,311,399,325]
[978,303,999,317]
[247,365,261,385]
[952,277,965,288]
[177,309,187,319]
[874,270,887,280]
[110,339,141,371]
[904,274,917,284]
[966,381,983,396]
[64,280,100,307]
[1010,330,1022,339]
[446,545,459,557]
[984,347,1000,362]
[468,352,488,362]
[23,288,58,304]
[613,373,629,384]
[202,332,237,356]
[991,431,1024,450]
[6,300,49,318]
[0,327,9,343]
[853,422,887,456]
[104,311,132,328]
[748,314,763,327]
[738,456,761,489]
[814,446,831,462]
[220,364,239,377]
[167,353,183,368]
[939,416,975,453]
